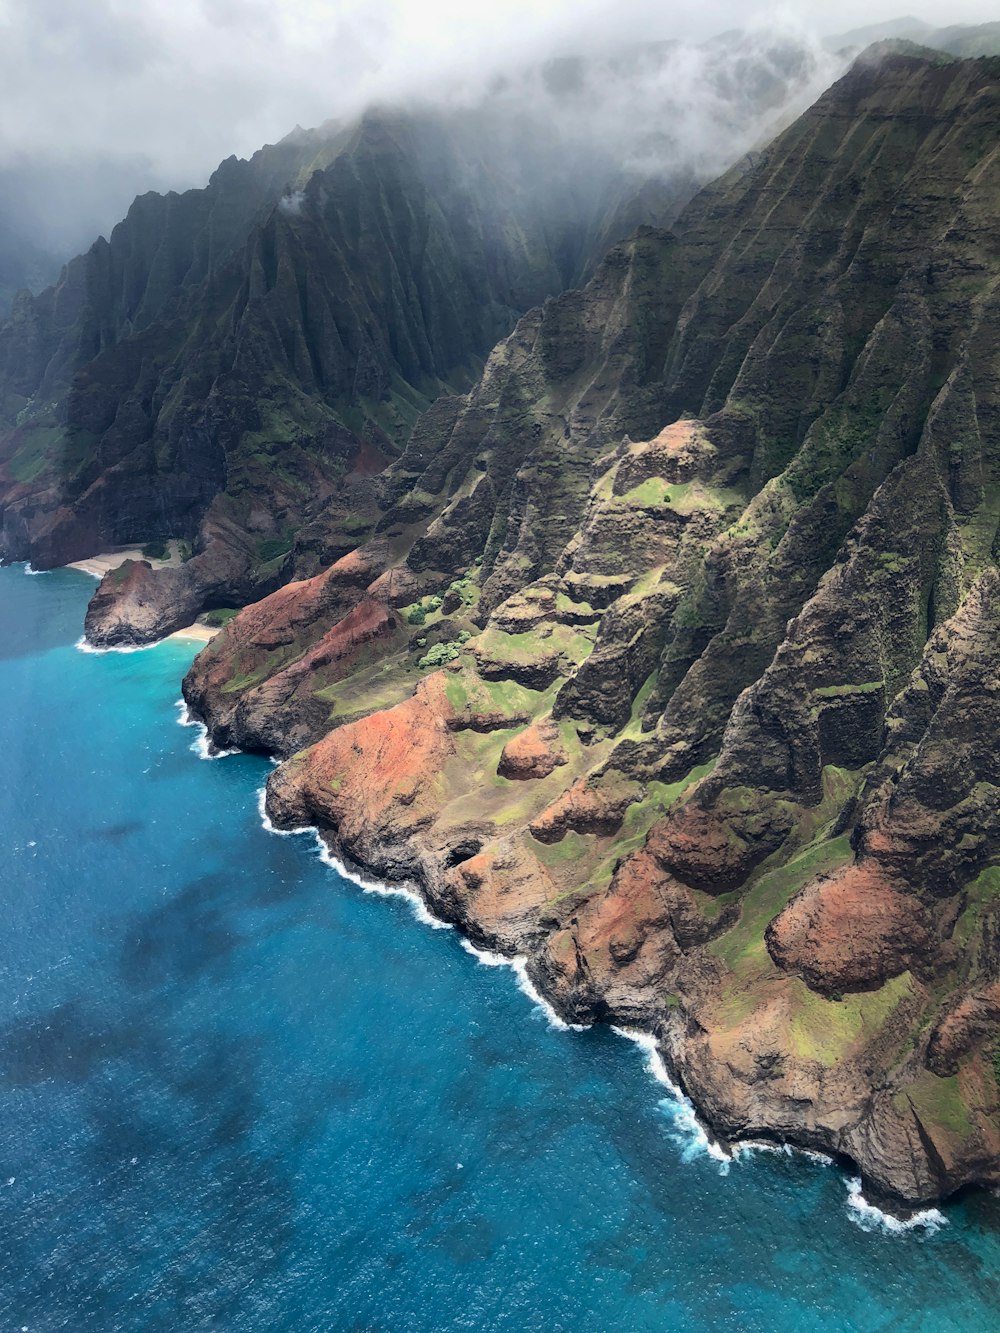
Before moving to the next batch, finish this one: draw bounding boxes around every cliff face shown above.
[0,28,844,641]
[180,51,1000,1208]
[0,107,688,639]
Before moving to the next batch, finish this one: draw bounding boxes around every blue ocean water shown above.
[1,564,999,1332]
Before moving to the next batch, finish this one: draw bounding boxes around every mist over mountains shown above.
[0,20,851,595]
[0,5,997,312]
[0,20,842,311]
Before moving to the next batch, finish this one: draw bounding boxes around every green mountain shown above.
[0,110,703,623]
[170,48,1000,1209]
[0,27,838,629]
[0,108,633,580]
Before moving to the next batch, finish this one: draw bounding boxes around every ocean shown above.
[1,563,999,1331]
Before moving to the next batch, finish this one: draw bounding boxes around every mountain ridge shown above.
[172,47,1000,1208]
[0,28,840,629]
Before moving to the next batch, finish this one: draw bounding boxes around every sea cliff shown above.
[95,49,1000,1206]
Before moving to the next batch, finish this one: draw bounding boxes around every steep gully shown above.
[75,51,1000,1208]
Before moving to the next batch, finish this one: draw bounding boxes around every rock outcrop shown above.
[175,50,1000,1209]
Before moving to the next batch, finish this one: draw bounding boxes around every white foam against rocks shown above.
[732,1140,834,1169]
[610,1028,941,1230]
[845,1176,946,1235]
[175,700,240,760]
[253,779,586,1022]
[254,785,450,931]
[612,1026,731,1167]
[251,759,948,1237]
[458,938,589,1032]
[76,635,162,656]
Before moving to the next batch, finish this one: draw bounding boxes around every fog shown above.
[0,0,996,265]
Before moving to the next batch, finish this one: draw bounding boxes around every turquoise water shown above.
[1,564,999,1332]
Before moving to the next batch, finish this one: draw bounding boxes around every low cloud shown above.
[0,0,995,258]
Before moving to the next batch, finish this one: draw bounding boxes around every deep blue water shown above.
[2,564,1000,1332]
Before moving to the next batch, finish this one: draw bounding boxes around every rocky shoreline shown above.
[84,52,1000,1212]
[235,727,954,1220]
[158,663,984,1215]
[253,761,902,1215]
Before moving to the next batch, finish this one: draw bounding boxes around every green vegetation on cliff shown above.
[121,46,1000,1204]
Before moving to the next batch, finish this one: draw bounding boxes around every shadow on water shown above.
[117,872,249,990]
[0,871,304,1326]
[0,998,135,1085]
[27,1025,299,1329]
[86,820,144,842]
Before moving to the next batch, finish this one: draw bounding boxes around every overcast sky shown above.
[0,0,996,253]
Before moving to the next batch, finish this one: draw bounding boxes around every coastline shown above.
[242,764,949,1234]
[63,551,219,647]
[46,556,987,1220]
[66,544,183,580]
[75,621,220,653]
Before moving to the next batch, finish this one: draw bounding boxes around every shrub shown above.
[203,607,239,628]
[141,540,169,561]
[425,594,443,612]
[418,641,462,670]
[256,536,293,563]
[406,606,426,625]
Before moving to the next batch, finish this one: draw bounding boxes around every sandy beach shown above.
[64,545,220,645]
[66,544,183,579]
[171,623,219,644]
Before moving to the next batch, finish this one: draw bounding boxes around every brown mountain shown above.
[166,48,1000,1210]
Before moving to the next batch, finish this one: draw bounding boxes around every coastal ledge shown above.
[260,800,954,1230]
[67,550,227,651]
[20,556,222,649]
[75,620,220,653]
[236,730,972,1223]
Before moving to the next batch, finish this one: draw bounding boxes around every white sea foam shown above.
[22,562,50,576]
[175,699,239,759]
[254,782,451,928]
[254,773,592,1019]
[801,1147,836,1167]
[733,1139,795,1160]
[612,1026,731,1167]
[845,1177,947,1235]
[731,1140,833,1167]
[75,634,162,656]
[459,938,589,1032]
[255,785,307,837]
[317,838,453,932]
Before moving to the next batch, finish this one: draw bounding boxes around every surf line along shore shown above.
[44,554,953,1231]
[244,768,948,1236]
